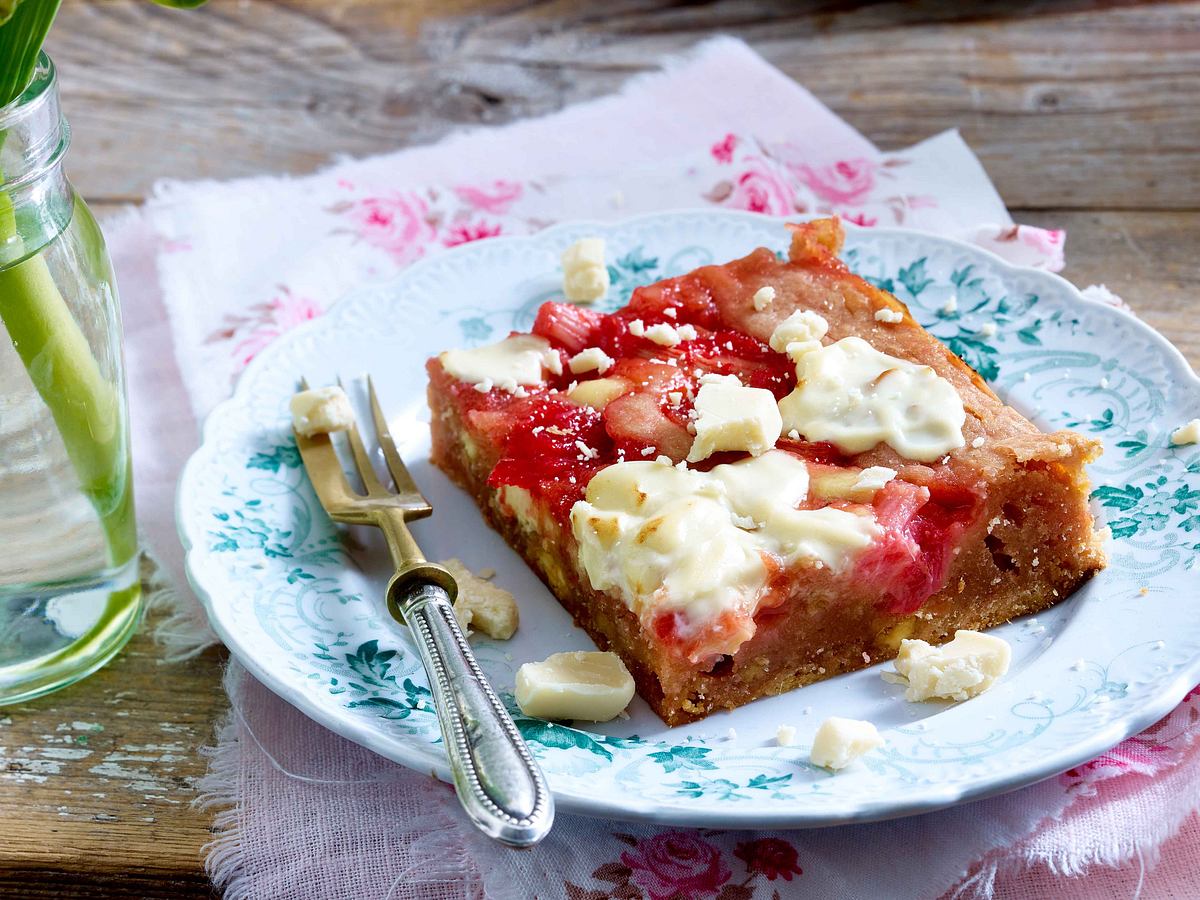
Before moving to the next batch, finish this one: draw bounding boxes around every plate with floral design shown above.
[178,210,1200,827]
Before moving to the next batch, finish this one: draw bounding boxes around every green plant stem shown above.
[0,0,61,107]
[0,205,136,567]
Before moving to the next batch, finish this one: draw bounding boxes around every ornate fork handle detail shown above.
[392,579,554,847]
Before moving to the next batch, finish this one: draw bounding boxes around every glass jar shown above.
[0,54,141,703]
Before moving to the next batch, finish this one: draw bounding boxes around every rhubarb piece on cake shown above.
[426,218,1106,725]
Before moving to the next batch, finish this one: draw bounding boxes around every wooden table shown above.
[3,1,1197,894]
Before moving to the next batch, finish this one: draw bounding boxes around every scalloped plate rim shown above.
[177,209,1200,828]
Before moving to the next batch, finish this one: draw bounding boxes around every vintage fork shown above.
[293,376,553,847]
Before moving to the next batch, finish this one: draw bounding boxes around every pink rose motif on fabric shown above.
[1020,226,1066,270]
[1060,736,1173,789]
[969,224,1067,272]
[444,220,502,247]
[706,157,795,215]
[620,832,731,899]
[733,838,803,882]
[453,180,523,215]
[345,193,437,265]
[206,286,323,368]
[711,133,738,164]
[1059,685,1200,790]
[793,158,878,205]
[841,211,878,227]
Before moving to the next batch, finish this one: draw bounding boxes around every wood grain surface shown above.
[3,0,1198,895]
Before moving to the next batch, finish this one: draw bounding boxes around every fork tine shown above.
[367,375,429,502]
[337,376,386,496]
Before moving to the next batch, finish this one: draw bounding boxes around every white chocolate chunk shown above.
[567,377,628,410]
[439,334,554,390]
[568,346,615,375]
[440,558,519,640]
[561,237,610,303]
[889,630,1011,701]
[776,724,797,746]
[777,336,966,462]
[515,651,635,721]
[769,310,829,357]
[752,286,776,311]
[1170,418,1200,446]
[687,380,783,462]
[290,386,355,437]
[810,717,884,770]
[642,322,683,346]
[874,307,904,324]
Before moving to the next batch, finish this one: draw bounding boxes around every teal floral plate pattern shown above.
[178,210,1200,828]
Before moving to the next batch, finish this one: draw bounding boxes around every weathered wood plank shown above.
[0,565,226,895]
[5,1,1198,893]
[47,0,1200,209]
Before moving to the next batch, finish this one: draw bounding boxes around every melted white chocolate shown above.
[569,452,879,648]
[777,332,965,461]
[439,334,557,391]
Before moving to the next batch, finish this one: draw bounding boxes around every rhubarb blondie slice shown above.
[427,218,1106,725]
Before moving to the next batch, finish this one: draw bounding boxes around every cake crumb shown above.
[641,446,657,456]
[787,429,800,440]
[941,295,958,315]
[776,724,797,746]
[1022,372,1031,382]
[726,727,738,741]
[1140,587,1150,596]
[1099,376,1110,389]
[862,652,872,664]
[978,323,998,338]
[1153,640,1166,650]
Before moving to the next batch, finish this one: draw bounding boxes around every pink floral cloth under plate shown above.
[106,37,1198,899]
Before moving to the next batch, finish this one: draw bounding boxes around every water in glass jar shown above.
[0,210,142,704]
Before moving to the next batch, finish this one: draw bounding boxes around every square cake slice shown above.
[427,218,1106,725]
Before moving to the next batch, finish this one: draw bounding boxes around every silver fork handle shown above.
[390,579,554,847]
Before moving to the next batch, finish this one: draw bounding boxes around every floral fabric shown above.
[104,35,1198,900]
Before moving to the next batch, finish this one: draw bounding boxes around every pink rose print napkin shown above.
[104,36,1197,899]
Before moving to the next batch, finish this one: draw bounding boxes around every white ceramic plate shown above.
[178,210,1200,827]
